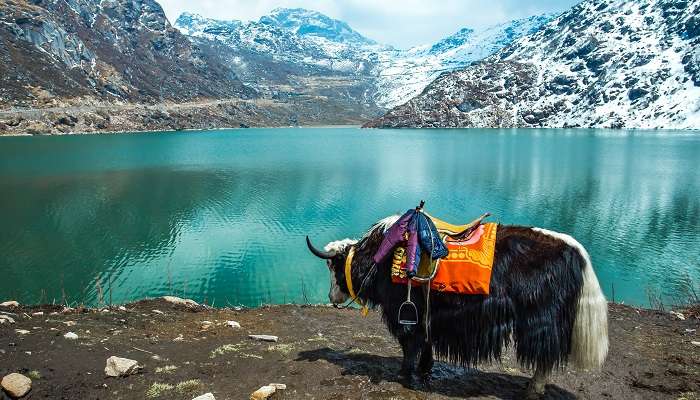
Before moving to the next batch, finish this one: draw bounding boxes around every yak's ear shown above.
[306,236,337,260]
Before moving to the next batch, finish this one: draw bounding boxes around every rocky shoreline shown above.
[1,298,698,399]
[0,98,375,136]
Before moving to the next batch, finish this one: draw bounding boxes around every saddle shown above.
[390,206,495,327]
[391,211,492,282]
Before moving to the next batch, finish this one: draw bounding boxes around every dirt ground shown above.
[1,299,698,400]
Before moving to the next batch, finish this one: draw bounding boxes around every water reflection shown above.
[0,128,698,306]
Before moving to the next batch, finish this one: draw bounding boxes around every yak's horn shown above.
[306,236,336,259]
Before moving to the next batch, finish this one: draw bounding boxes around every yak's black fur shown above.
[326,223,585,375]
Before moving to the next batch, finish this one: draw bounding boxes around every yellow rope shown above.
[345,247,368,316]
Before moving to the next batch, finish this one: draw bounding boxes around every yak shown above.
[306,215,608,398]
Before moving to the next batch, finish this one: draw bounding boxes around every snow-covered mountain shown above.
[176,9,385,74]
[367,0,700,129]
[174,9,551,109]
[373,14,553,108]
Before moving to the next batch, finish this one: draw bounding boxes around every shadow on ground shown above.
[297,347,576,399]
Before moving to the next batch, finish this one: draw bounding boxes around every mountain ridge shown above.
[366,0,700,129]
[174,9,553,109]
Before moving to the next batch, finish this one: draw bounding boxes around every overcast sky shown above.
[159,0,582,49]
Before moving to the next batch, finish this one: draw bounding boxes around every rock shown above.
[15,329,30,335]
[1,373,32,398]
[118,306,127,311]
[0,315,15,324]
[226,321,241,329]
[269,383,286,390]
[31,312,43,316]
[192,393,215,400]
[250,385,276,400]
[670,311,686,320]
[104,356,141,377]
[249,335,278,342]
[64,332,78,340]
[692,341,700,347]
[0,301,19,307]
[152,309,164,315]
[162,296,199,307]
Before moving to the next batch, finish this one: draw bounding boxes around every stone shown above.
[15,329,30,335]
[152,309,164,315]
[1,373,31,398]
[0,301,19,307]
[31,312,43,316]
[104,356,141,377]
[0,315,15,324]
[248,335,278,342]
[226,321,241,329]
[118,306,127,311]
[192,393,215,400]
[269,383,286,390]
[250,385,276,400]
[692,341,700,347]
[670,311,686,320]
[63,332,78,340]
[162,296,199,307]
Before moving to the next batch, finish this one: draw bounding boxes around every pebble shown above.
[269,383,287,390]
[691,341,700,347]
[31,312,43,316]
[1,373,31,398]
[104,356,141,377]
[248,335,278,342]
[226,321,241,329]
[192,393,216,400]
[162,296,199,307]
[250,385,276,400]
[63,321,76,327]
[118,306,127,311]
[173,334,184,342]
[152,309,164,315]
[15,329,30,335]
[670,311,686,320]
[64,332,78,340]
[0,315,15,324]
[0,301,20,307]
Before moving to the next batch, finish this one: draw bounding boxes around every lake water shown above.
[0,128,698,308]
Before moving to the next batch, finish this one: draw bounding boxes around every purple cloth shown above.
[373,209,419,275]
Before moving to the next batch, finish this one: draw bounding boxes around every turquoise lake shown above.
[0,128,698,307]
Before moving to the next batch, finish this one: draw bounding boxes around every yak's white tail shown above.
[532,228,609,370]
[570,243,609,370]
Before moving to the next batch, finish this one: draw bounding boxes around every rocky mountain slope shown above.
[174,9,551,110]
[0,0,253,109]
[373,15,553,108]
[366,0,700,129]
[175,9,384,119]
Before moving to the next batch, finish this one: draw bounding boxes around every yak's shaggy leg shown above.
[525,367,549,399]
[417,340,434,377]
[398,333,419,377]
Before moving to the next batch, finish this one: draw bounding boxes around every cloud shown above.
[159,0,581,49]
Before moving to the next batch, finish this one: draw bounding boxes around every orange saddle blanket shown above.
[391,222,498,295]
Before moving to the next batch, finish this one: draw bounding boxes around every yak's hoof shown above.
[524,383,545,400]
[398,369,417,389]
